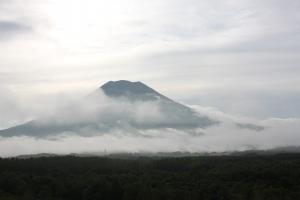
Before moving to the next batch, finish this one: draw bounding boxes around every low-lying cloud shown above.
[0,88,216,138]
[0,88,299,157]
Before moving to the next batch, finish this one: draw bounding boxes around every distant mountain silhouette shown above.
[0,80,217,138]
[101,80,162,99]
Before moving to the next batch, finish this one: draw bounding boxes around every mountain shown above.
[101,80,163,100]
[0,80,217,138]
[99,80,217,129]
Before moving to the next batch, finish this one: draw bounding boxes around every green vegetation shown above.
[0,154,300,200]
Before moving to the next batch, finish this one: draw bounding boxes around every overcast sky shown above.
[0,0,300,118]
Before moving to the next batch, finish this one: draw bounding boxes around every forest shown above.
[0,153,300,200]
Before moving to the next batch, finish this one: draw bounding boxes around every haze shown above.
[0,0,300,156]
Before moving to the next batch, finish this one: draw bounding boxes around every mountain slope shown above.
[0,80,217,138]
[100,80,217,129]
[101,80,162,99]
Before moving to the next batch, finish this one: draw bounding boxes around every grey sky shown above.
[0,0,299,118]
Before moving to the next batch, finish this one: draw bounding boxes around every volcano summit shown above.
[0,80,217,138]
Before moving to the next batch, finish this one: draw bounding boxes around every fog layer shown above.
[0,88,299,157]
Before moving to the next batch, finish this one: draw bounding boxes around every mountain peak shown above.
[0,80,218,138]
[100,80,161,98]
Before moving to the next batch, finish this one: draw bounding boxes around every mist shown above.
[0,87,299,157]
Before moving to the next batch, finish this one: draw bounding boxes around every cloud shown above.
[0,88,217,138]
[0,0,299,121]
[235,123,265,132]
[0,0,299,156]
[0,114,299,157]
[0,88,299,157]
[0,20,31,32]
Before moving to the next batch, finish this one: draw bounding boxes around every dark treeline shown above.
[0,154,300,200]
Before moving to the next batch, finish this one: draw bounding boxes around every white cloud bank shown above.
[0,115,299,157]
[0,89,299,157]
